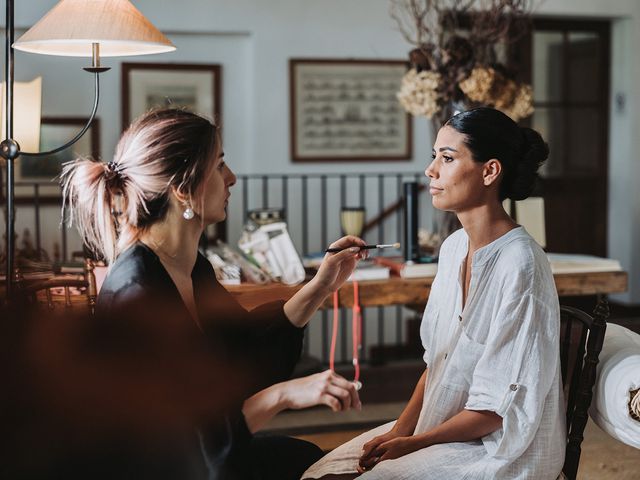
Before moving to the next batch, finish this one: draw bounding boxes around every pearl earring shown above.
[183,205,195,220]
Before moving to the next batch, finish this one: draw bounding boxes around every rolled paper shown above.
[589,323,640,449]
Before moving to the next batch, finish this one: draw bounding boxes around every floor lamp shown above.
[1,0,175,302]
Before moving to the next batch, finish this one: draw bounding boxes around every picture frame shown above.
[121,62,222,130]
[290,59,412,162]
[9,116,100,202]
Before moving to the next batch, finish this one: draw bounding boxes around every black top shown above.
[96,242,305,479]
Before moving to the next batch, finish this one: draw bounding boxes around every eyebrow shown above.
[431,146,459,153]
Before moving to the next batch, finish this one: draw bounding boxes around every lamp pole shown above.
[1,0,105,303]
[2,0,18,301]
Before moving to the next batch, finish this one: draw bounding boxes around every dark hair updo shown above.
[445,107,549,201]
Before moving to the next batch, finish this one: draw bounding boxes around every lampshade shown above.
[13,0,175,57]
[1,77,42,153]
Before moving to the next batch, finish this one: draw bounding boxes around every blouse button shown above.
[458,315,462,322]
[510,384,519,391]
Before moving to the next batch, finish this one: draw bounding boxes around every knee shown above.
[291,437,324,465]
[360,461,397,479]
[251,434,323,477]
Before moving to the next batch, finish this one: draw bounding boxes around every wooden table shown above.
[226,270,628,311]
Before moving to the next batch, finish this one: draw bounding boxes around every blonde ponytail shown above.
[61,159,121,264]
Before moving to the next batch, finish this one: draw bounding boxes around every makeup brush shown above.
[325,242,401,253]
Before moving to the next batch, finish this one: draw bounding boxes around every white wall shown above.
[3,0,640,303]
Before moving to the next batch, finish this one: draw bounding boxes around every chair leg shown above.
[563,299,610,480]
[84,258,97,314]
[563,438,581,480]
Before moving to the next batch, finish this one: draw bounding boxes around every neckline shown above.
[136,241,204,331]
[458,225,525,267]
[455,225,524,314]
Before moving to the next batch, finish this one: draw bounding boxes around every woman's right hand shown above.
[312,235,367,294]
[280,369,361,412]
[358,425,408,473]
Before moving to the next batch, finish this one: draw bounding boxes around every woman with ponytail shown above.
[62,108,365,480]
[303,108,565,480]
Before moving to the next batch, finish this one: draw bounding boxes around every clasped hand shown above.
[357,428,417,473]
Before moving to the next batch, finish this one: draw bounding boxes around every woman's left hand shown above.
[358,436,419,472]
[313,235,367,293]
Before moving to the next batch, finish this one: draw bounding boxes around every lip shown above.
[429,186,443,194]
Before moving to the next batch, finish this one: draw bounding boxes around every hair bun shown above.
[505,127,549,201]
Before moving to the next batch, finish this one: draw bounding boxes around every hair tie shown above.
[104,161,123,182]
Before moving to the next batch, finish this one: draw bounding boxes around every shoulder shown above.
[97,243,164,309]
[496,228,547,270]
[494,229,555,298]
[497,233,539,268]
[438,228,466,260]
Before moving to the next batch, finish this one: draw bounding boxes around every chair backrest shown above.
[559,299,609,480]
[17,258,98,314]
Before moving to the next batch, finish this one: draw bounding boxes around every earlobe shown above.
[483,159,502,186]
[170,185,189,204]
[170,186,197,219]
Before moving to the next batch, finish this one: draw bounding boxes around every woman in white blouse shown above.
[303,107,566,480]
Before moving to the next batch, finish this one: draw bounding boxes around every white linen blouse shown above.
[303,226,566,479]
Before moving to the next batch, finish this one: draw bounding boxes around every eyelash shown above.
[218,161,226,170]
[431,153,454,163]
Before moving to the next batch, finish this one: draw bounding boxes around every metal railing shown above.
[3,172,433,365]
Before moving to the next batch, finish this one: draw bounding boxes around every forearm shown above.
[284,239,364,327]
[283,278,330,328]
[394,369,428,435]
[242,383,287,433]
[413,409,502,449]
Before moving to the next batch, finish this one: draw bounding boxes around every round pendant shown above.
[183,207,194,220]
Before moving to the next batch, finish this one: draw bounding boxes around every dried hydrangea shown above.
[494,79,518,109]
[396,68,442,118]
[459,66,534,122]
[458,67,496,103]
[500,84,534,122]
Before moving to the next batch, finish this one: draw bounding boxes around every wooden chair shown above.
[17,258,98,314]
[559,299,609,480]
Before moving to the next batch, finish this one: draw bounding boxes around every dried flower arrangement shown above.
[391,0,536,124]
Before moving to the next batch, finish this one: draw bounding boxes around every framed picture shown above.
[290,59,412,162]
[121,62,221,130]
[10,116,100,202]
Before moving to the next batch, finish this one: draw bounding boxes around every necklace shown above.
[145,236,180,261]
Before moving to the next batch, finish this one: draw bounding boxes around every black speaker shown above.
[403,181,419,263]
